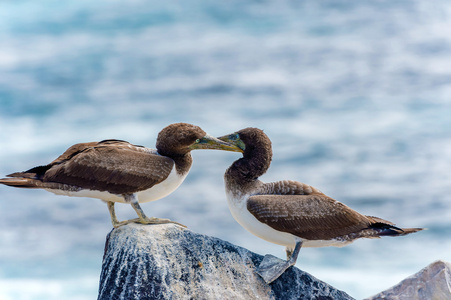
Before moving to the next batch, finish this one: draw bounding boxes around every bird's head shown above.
[217,127,272,178]
[156,123,244,156]
[217,127,271,157]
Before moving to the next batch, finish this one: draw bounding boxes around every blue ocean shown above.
[1,0,451,299]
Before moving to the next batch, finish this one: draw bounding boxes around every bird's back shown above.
[0,140,175,197]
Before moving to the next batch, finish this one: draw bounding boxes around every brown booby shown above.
[0,123,243,228]
[218,127,423,284]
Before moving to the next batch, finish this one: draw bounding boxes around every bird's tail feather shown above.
[0,177,41,188]
[367,216,423,236]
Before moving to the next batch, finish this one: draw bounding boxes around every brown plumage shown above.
[1,123,243,228]
[218,127,423,283]
[2,140,174,194]
[247,194,418,241]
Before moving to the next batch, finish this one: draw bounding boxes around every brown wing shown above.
[247,194,372,240]
[6,141,102,179]
[49,141,101,164]
[11,140,174,195]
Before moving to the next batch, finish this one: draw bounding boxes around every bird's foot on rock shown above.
[112,219,133,228]
[113,217,187,228]
[256,254,292,284]
[141,217,187,228]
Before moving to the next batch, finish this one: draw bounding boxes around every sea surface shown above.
[1,1,451,299]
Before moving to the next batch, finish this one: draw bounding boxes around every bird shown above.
[0,123,243,228]
[218,127,423,284]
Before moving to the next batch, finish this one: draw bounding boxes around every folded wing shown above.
[5,140,174,195]
[247,194,373,240]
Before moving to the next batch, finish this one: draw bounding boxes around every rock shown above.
[97,223,354,300]
[366,260,451,300]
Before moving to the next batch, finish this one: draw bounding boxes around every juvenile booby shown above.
[0,123,243,228]
[218,127,423,284]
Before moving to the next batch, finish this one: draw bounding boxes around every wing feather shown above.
[247,194,371,240]
[41,141,174,194]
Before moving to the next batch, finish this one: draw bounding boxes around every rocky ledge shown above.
[366,260,451,300]
[97,223,353,300]
[97,223,451,300]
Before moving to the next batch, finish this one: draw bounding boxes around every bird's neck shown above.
[225,146,271,191]
[160,151,193,176]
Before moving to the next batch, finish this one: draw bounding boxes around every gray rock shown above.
[98,223,354,300]
[366,260,451,300]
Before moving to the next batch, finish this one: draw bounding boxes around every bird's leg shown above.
[123,194,186,227]
[287,240,302,266]
[256,240,303,284]
[286,247,293,260]
[107,201,127,228]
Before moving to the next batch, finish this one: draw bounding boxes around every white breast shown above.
[136,166,187,203]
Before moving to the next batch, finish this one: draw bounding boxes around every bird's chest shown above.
[137,167,188,203]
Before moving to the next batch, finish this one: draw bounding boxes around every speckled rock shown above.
[97,223,353,300]
[366,260,451,300]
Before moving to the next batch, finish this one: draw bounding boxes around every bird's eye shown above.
[231,133,239,140]
[195,139,201,143]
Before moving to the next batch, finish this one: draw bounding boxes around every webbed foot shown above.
[256,254,292,284]
[256,241,303,284]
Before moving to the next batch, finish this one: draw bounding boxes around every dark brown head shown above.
[156,123,243,158]
[218,127,272,180]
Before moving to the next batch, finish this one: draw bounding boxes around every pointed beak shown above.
[217,134,245,152]
[189,134,244,152]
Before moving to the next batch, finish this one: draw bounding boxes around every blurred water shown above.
[1,0,451,299]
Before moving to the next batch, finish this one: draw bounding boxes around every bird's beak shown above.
[189,134,244,152]
[217,134,246,152]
